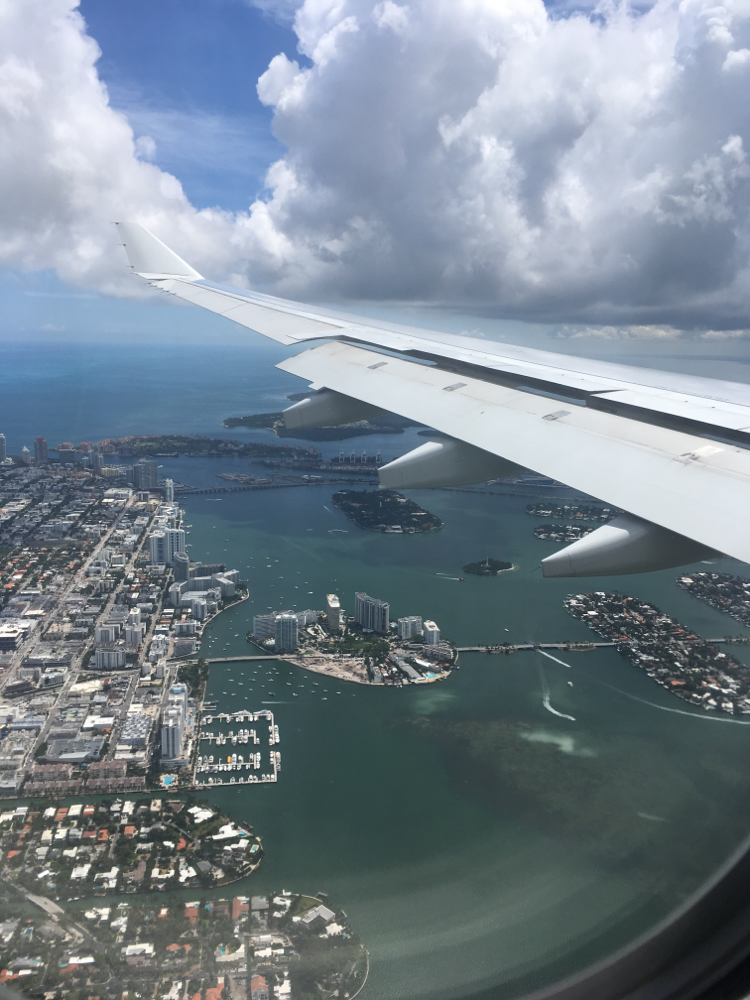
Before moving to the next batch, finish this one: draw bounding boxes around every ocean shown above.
[4,337,750,1000]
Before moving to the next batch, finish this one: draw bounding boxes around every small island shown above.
[332,489,442,532]
[0,796,263,901]
[224,410,420,440]
[533,523,595,542]
[463,558,514,576]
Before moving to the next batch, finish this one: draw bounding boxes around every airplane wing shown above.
[116,221,750,576]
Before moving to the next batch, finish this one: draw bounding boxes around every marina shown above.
[194,708,280,786]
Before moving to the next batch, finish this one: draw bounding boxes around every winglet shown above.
[115,221,203,280]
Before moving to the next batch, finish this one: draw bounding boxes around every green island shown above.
[463,558,514,576]
[331,489,442,533]
[223,410,420,441]
[0,882,367,1000]
[84,434,318,461]
[0,796,262,901]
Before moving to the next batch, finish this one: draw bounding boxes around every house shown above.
[250,975,268,1000]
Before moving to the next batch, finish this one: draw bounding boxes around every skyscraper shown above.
[34,437,48,464]
[0,434,6,462]
[325,594,341,632]
[173,551,190,582]
[20,446,31,466]
[423,621,441,644]
[132,458,159,490]
[93,453,105,473]
[164,478,174,502]
[148,528,186,565]
[398,616,423,640]
[355,593,389,633]
[275,614,299,652]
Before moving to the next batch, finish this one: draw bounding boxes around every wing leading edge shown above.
[116,221,750,575]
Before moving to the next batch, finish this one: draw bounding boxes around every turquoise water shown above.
[160,456,750,1000]
[5,339,750,999]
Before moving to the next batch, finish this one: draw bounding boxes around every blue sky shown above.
[79,0,297,211]
[2,0,750,348]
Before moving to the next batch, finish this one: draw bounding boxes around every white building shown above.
[423,620,441,644]
[148,527,186,566]
[164,478,174,502]
[275,614,298,653]
[398,616,423,640]
[325,594,341,632]
[94,647,126,669]
[124,624,145,645]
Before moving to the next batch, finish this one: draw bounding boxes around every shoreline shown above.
[244,640,453,686]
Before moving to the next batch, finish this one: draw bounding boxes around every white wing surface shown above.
[116,222,750,576]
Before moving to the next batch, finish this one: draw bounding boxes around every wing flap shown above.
[277,342,750,564]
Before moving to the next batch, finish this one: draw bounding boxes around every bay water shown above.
[3,338,750,999]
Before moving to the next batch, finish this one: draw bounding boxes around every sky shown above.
[2,0,750,352]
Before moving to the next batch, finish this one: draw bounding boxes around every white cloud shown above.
[554,324,684,339]
[243,0,750,326]
[3,0,750,330]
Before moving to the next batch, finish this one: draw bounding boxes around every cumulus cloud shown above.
[0,0,240,294]
[3,0,750,329]
[245,0,750,326]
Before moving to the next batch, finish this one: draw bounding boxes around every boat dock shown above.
[193,709,280,787]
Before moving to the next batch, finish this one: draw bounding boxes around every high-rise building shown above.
[325,594,341,632]
[93,452,105,473]
[132,458,159,490]
[164,478,174,502]
[0,434,5,462]
[149,527,185,565]
[94,647,126,669]
[166,528,186,563]
[173,551,190,582]
[423,621,441,644]
[168,682,189,716]
[190,562,225,577]
[275,614,299,652]
[355,592,389,633]
[149,531,165,565]
[34,437,48,464]
[160,706,184,760]
[398,616,423,640]
[20,446,32,466]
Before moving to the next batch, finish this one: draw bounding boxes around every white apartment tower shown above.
[148,527,186,565]
[164,478,175,502]
[423,621,441,645]
[325,594,341,632]
[398,616,423,640]
[275,614,299,653]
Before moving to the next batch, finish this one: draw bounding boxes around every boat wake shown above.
[538,666,576,721]
[542,652,750,726]
[536,649,572,669]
